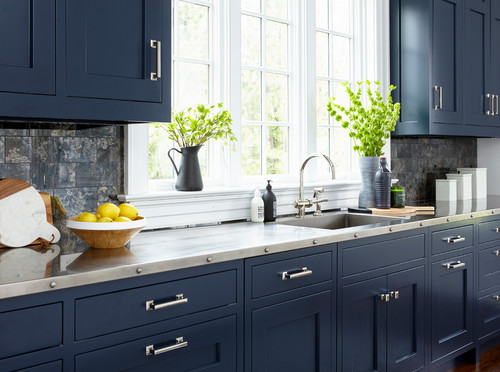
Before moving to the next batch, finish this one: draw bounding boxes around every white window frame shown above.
[121,0,390,230]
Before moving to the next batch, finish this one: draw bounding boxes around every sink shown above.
[277,212,405,230]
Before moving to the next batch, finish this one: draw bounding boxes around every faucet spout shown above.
[296,153,335,218]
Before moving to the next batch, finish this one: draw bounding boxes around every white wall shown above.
[478,138,500,195]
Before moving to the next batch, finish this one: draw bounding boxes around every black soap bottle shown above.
[375,157,391,209]
[262,180,277,222]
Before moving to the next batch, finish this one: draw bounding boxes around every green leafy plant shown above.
[158,103,237,148]
[327,80,400,157]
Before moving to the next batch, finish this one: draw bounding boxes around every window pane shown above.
[266,0,287,19]
[316,0,329,29]
[317,127,330,155]
[332,0,350,34]
[174,61,209,109]
[242,0,260,13]
[331,125,351,174]
[267,126,289,174]
[149,124,174,180]
[316,31,329,77]
[332,35,350,80]
[242,125,262,175]
[266,20,288,70]
[198,144,209,177]
[316,80,330,126]
[242,70,262,121]
[266,73,288,122]
[176,2,209,60]
[332,81,350,108]
[242,15,261,66]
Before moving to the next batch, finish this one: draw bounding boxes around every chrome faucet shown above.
[295,153,336,218]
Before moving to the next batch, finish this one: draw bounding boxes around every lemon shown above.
[119,203,139,220]
[76,212,97,222]
[113,216,132,222]
[96,217,113,223]
[97,203,120,220]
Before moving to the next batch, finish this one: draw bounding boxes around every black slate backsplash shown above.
[391,136,477,204]
[0,122,124,253]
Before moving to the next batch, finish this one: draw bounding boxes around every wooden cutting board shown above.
[369,205,435,217]
[0,179,60,247]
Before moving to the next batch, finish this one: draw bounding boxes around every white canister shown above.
[446,173,472,200]
[436,179,457,201]
[457,168,487,199]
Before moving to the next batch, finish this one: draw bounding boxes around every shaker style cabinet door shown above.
[490,0,500,125]
[432,0,463,125]
[0,0,55,95]
[66,0,163,102]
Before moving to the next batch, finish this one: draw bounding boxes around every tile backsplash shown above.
[0,122,124,253]
[391,136,477,204]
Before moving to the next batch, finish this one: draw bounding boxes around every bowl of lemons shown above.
[67,203,146,249]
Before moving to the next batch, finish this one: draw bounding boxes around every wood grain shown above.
[0,179,31,200]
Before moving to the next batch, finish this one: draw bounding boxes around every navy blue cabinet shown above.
[339,231,426,372]
[0,0,55,95]
[0,0,171,123]
[245,245,336,372]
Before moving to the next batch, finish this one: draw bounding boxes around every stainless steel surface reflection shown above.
[277,212,405,230]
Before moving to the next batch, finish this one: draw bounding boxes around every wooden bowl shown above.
[67,216,147,249]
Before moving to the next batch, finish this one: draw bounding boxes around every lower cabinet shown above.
[431,252,474,362]
[341,266,425,372]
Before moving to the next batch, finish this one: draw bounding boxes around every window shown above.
[124,0,389,228]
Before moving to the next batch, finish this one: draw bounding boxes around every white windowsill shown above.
[118,180,361,230]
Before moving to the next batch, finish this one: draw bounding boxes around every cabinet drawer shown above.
[479,246,500,291]
[75,270,237,340]
[342,234,425,277]
[431,225,473,255]
[479,291,500,339]
[251,251,332,299]
[19,360,62,372]
[0,303,62,359]
[75,315,237,372]
[479,220,500,244]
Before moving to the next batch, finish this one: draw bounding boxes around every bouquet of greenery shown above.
[160,103,237,148]
[327,80,400,157]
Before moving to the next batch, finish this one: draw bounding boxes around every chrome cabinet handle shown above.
[150,40,162,81]
[493,228,500,233]
[494,250,500,256]
[443,261,466,270]
[146,337,188,356]
[282,267,312,280]
[487,93,492,115]
[146,294,188,311]
[390,291,400,300]
[496,95,499,115]
[380,293,390,302]
[434,85,442,110]
[494,295,500,301]
[443,236,465,244]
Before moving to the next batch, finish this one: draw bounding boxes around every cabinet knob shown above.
[379,293,390,302]
[390,291,400,300]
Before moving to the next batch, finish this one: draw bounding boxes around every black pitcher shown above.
[167,146,203,191]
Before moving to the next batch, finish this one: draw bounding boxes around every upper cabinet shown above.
[391,0,500,137]
[0,0,171,123]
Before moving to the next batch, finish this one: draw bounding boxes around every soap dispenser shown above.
[251,188,264,222]
[262,180,277,222]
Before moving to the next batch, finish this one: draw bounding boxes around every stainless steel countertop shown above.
[2,197,500,300]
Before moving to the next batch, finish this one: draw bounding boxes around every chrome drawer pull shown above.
[146,294,188,311]
[390,291,400,300]
[443,261,465,270]
[380,293,390,302]
[443,236,465,244]
[150,40,162,81]
[146,337,188,356]
[494,295,500,301]
[494,250,500,256]
[434,85,443,110]
[282,267,312,280]
[494,228,500,233]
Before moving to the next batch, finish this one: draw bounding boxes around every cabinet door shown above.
[250,291,333,372]
[431,253,474,362]
[341,277,386,372]
[491,0,500,123]
[433,0,463,124]
[387,266,425,372]
[464,0,492,126]
[66,0,163,102]
[0,0,55,95]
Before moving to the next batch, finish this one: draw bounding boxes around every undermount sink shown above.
[277,211,405,230]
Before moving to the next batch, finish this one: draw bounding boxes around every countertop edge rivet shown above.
[493,211,495,214]
[354,233,359,238]
[136,268,142,274]
[447,218,450,222]
[313,240,318,245]
[264,247,270,253]
[389,227,393,232]
[207,257,213,262]
[49,282,56,289]
[470,214,474,218]
[420,222,424,227]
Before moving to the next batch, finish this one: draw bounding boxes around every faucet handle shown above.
[313,188,324,198]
